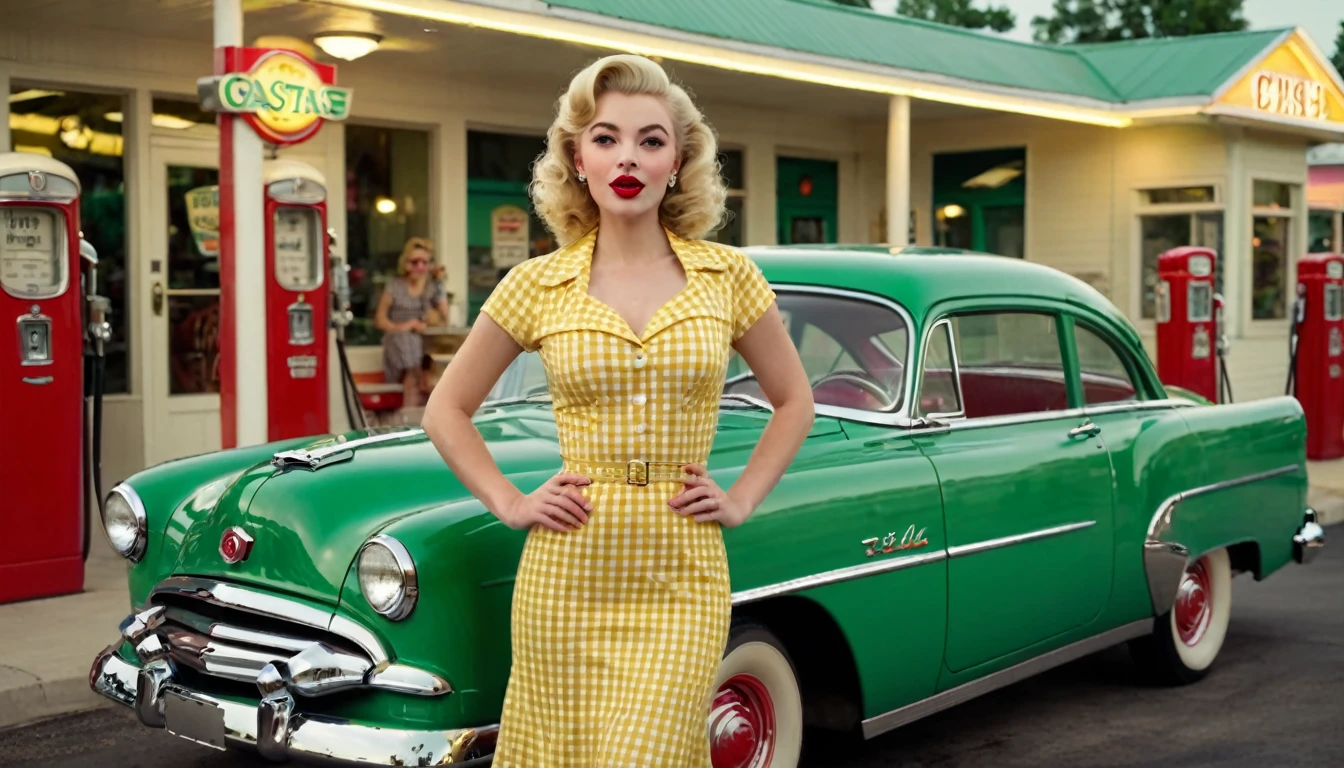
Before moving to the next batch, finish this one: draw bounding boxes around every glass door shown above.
[147,146,222,465]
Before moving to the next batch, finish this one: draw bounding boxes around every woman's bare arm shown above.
[421,317,590,530]
[723,303,814,512]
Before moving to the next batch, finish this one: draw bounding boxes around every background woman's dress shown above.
[381,276,443,383]
[479,228,776,768]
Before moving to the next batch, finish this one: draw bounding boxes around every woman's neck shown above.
[593,212,671,266]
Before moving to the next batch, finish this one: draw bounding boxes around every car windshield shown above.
[483,289,912,414]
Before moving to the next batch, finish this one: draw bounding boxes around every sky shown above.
[867,0,1340,55]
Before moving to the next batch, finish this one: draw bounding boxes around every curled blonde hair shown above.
[396,236,434,276]
[530,54,728,244]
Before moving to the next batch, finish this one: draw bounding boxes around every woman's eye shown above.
[594,135,614,145]
[643,138,664,147]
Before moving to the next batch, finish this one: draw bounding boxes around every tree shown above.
[1031,0,1248,44]
[1332,20,1344,75]
[896,0,1015,33]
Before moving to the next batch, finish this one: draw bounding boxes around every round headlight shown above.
[103,484,147,562]
[358,535,418,621]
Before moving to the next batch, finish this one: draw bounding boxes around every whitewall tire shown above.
[1130,547,1233,685]
[709,622,804,768]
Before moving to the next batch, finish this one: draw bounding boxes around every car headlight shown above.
[358,535,418,621]
[103,484,147,562]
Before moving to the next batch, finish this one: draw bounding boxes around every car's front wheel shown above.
[1130,547,1233,685]
[710,621,804,768]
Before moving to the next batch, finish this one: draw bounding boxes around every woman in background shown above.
[375,236,449,410]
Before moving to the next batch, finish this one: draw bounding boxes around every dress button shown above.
[635,424,646,434]
[632,394,647,406]
[633,352,646,369]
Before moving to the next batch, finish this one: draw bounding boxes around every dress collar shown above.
[537,225,728,287]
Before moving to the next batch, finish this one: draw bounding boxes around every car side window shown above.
[918,321,962,417]
[1074,323,1138,404]
[920,310,1068,419]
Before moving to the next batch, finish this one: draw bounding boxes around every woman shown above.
[374,237,449,410]
[421,54,814,767]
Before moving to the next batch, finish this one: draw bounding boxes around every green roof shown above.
[546,0,1291,104]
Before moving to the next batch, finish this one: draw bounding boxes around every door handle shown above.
[152,281,164,316]
[1069,421,1101,438]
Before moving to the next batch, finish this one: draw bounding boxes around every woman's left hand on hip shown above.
[669,464,751,528]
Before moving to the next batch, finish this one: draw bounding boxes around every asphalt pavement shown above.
[1,544,1339,767]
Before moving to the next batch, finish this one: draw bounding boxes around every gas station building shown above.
[4,0,1344,492]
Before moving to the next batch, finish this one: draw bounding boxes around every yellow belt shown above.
[562,459,690,486]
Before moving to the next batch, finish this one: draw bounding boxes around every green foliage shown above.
[896,0,1015,33]
[1031,0,1248,44]
[1332,20,1344,76]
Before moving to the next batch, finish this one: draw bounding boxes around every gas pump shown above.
[0,152,108,604]
[1155,246,1231,403]
[1288,252,1344,460]
[263,159,329,440]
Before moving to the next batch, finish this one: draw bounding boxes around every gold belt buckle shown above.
[626,459,649,486]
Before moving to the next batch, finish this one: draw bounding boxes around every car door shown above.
[913,306,1116,674]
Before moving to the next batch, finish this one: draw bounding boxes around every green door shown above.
[776,157,838,244]
[933,148,1025,257]
[913,307,1115,674]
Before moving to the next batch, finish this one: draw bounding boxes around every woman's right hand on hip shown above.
[501,473,592,532]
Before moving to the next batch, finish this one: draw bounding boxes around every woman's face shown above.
[406,248,431,276]
[574,91,680,222]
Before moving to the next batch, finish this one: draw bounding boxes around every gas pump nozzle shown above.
[327,226,354,338]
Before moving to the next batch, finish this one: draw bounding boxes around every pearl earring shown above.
[668,172,677,189]
[577,172,586,183]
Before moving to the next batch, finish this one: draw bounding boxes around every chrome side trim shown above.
[861,618,1153,739]
[327,615,391,669]
[731,550,946,606]
[1143,464,1300,614]
[367,664,454,696]
[947,521,1097,559]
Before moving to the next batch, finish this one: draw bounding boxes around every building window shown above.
[1309,208,1339,253]
[705,149,745,247]
[9,86,129,393]
[1136,185,1222,320]
[932,148,1026,258]
[1251,180,1295,321]
[344,124,432,345]
[466,130,558,323]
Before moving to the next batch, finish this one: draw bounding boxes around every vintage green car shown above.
[90,244,1325,767]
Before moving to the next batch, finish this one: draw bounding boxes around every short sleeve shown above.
[729,251,776,341]
[479,262,541,351]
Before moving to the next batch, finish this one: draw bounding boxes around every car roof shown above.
[741,243,1135,336]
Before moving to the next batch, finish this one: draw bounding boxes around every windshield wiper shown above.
[719,393,773,411]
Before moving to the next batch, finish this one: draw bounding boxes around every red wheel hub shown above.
[1175,558,1212,646]
[709,673,776,768]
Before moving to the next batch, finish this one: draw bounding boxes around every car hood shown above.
[171,402,826,605]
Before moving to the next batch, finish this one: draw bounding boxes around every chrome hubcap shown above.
[1175,558,1212,646]
[709,673,775,768]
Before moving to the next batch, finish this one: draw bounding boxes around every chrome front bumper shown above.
[1294,507,1326,565]
[89,621,497,766]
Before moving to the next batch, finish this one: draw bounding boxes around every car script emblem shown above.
[220,526,255,564]
[863,525,929,557]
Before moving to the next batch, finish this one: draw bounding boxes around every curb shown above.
[0,672,111,733]
[1308,488,1344,527]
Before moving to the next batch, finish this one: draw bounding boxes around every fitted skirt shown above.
[491,477,733,768]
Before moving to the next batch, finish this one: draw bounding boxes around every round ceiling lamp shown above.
[313,31,383,61]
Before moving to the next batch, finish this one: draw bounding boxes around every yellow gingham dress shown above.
[479,226,776,767]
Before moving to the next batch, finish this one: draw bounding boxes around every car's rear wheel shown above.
[710,622,804,768]
[1130,547,1232,685]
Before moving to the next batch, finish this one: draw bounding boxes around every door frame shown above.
[145,141,220,465]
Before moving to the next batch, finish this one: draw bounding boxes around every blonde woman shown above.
[374,237,448,409]
[422,55,813,766]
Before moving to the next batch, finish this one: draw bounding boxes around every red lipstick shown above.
[610,175,645,199]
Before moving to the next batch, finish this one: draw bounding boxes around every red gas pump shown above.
[1288,252,1344,460]
[0,152,109,604]
[263,159,329,440]
[1155,246,1231,403]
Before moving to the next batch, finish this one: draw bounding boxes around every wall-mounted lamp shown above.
[314,31,383,61]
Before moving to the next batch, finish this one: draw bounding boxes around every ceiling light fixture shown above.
[313,31,383,61]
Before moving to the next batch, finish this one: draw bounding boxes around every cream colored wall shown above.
[1,22,875,469]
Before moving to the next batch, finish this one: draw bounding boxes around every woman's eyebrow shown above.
[590,122,620,133]
[640,124,669,136]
